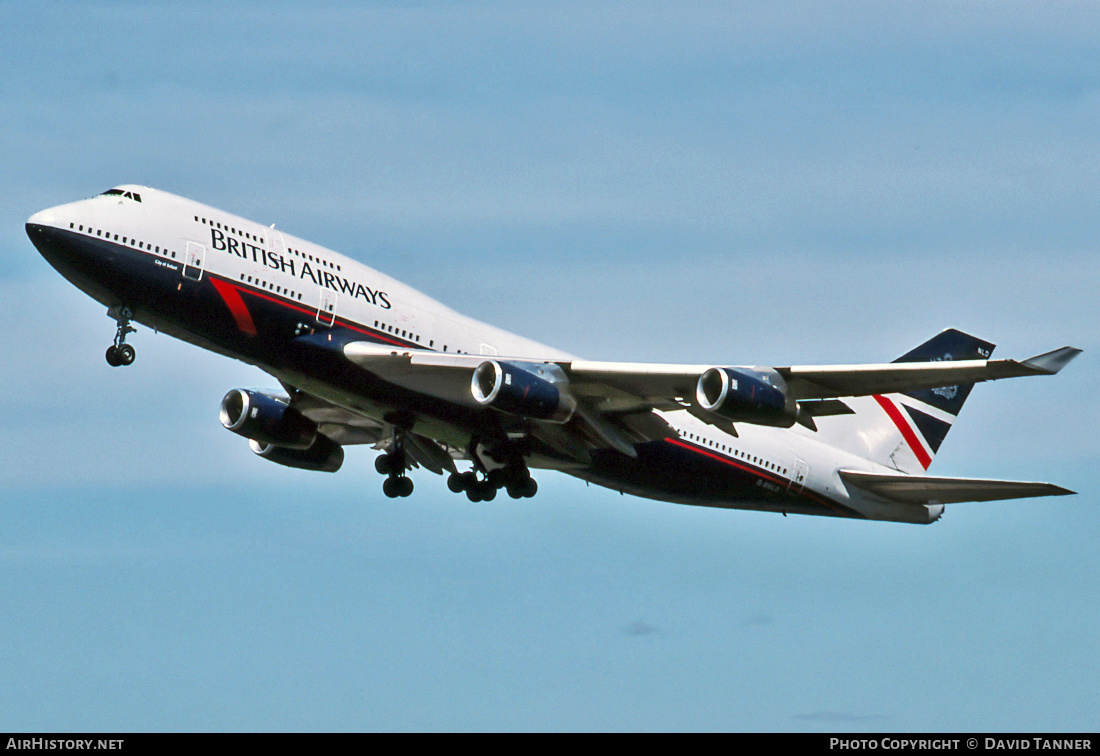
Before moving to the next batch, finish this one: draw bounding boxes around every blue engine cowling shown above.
[219,389,318,449]
[249,436,344,473]
[470,360,576,424]
[695,367,798,428]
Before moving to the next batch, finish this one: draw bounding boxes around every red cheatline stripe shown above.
[873,394,932,470]
[664,437,849,515]
[210,277,414,348]
[209,277,258,336]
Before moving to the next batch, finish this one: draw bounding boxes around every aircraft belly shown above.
[576,439,864,519]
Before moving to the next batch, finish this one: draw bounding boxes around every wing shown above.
[564,346,1081,404]
[338,338,1079,455]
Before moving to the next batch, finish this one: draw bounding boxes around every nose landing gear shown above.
[105,307,137,367]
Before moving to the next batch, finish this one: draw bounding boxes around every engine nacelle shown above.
[249,436,344,473]
[220,389,318,449]
[695,367,798,428]
[471,360,576,424]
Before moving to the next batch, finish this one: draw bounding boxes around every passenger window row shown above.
[239,273,304,302]
[682,431,788,477]
[288,246,341,272]
[70,223,177,260]
[372,319,430,346]
[195,215,264,245]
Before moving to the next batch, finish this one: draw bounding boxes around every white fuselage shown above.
[28,185,942,524]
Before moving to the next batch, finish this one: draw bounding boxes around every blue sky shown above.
[1,1,1098,731]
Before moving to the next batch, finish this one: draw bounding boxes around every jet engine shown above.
[219,388,317,449]
[249,436,344,473]
[470,360,577,424]
[695,367,799,428]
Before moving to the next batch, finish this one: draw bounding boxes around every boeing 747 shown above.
[26,186,1080,524]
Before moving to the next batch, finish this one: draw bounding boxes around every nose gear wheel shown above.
[105,307,137,367]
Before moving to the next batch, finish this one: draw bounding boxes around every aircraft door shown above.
[267,228,286,259]
[183,241,206,281]
[317,290,337,326]
[789,459,809,494]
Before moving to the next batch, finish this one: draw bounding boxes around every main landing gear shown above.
[446,464,538,502]
[105,306,136,367]
[373,434,539,502]
[376,447,414,498]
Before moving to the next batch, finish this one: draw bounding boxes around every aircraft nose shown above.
[27,207,57,227]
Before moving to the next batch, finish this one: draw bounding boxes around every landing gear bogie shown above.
[376,442,413,498]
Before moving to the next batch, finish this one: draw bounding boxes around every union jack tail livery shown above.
[809,330,995,474]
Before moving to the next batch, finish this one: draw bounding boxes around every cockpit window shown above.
[99,188,142,202]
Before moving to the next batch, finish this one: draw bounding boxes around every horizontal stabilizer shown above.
[839,469,1075,504]
[1022,346,1082,375]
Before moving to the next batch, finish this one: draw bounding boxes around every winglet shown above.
[1022,346,1082,375]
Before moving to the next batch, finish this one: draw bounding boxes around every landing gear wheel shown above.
[375,450,406,476]
[383,477,401,498]
[382,473,413,498]
[487,468,507,489]
[105,345,122,367]
[447,473,466,493]
[118,344,136,366]
[508,478,538,499]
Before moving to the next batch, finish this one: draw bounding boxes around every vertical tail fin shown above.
[810,329,994,474]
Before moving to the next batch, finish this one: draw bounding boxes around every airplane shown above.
[26,185,1081,525]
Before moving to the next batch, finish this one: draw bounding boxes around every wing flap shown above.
[839,469,1075,504]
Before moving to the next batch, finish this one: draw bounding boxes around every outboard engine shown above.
[219,389,317,449]
[249,436,344,473]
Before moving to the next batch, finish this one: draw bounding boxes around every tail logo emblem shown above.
[930,353,958,400]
